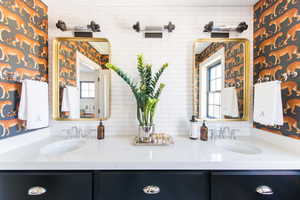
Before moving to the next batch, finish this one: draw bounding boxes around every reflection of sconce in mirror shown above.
[132,21,175,38]
[226,82,241,88]
[203,21,248,38]
[56,20,101,37]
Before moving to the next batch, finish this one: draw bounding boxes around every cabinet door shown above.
[0,172,92,200]
[95,171,209,200]
[211,171,300,200]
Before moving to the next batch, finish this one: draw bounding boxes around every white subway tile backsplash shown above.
[48,5,254,136]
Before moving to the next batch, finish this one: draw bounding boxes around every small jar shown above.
[189,116,199,140]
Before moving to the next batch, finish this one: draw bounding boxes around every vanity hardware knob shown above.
[143,185,160,194]
[28,186,47,196]
[256,185,274,195]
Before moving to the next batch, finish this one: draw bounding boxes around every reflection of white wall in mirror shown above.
[76,51,101,118]
[195,42,211,54]
[89,42,110,54]
[79,72,96,113]
[198,47,225,119]
[74,51,110,119]
[76,51,99,72]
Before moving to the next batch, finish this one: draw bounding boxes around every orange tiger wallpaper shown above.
[194,42,245,118]
[58,40,109,87]
[253,0,300,139]
[0,0,48,139]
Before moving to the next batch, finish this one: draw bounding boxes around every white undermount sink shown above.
[216,139,262,155]
[40,139,85,156]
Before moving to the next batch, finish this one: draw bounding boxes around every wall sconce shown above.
[203,21,248,38]
[56,20,101,37]
[132,21,175,38]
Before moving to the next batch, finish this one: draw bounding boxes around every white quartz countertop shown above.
[0,129,299,170]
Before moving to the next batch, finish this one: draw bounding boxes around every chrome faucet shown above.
[71,126,78,137]
[230,129,239,140]
[218,127,238,140]
[71,126,82,138]
[219,127,230,138]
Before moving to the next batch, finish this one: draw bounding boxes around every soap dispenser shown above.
[189,115,199,140]
[200,120,208,141]
[97,120,105,140]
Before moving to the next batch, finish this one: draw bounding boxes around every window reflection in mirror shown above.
[193,39,249,121]
[207,62,222,119]
[80,81,95,99]
[53,38,111,121]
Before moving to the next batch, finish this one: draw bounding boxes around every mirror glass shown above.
[53,38,110,120]
[193,39,249,121]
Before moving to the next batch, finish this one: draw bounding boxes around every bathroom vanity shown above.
[3,170,300,200]
[0,129,299,200]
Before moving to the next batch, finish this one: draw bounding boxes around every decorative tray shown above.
[133,133,174,146]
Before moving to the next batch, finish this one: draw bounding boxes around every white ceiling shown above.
[43,0,259,7]
[89,42,110,55]
[80,62,94,72]
[195,42,211,54]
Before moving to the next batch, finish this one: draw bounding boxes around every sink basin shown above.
[216,139,262,155]
[40,139,85,156]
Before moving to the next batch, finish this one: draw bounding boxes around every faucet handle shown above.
[219,127,229,139]
[217,129,223,139]
[209,129,216,141]
[230,129,239,139]
[71,126,82,138]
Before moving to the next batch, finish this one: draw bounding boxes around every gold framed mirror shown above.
[52,37,111,121]
[193,38,250,121]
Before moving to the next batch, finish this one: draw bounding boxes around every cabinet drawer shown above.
[0,172,92,200]
[211,171,300,200]
[95,171,209,200]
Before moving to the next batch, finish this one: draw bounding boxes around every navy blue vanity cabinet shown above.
[211,171,300,200]
[94,171,209,200]
[0,172,92,200]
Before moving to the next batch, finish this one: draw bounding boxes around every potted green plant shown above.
[106,55,168,139]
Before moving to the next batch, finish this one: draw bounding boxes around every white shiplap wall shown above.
[48,5,254,135]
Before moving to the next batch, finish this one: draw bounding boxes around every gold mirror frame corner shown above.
[52,37,112,121]
[192,38,250,122]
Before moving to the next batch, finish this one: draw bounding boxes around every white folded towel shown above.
[18,80,49,129]
[221,87,239,117]
[254,81,283,126]
[61,86,80,119]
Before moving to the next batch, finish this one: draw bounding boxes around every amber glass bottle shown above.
[97,121,105,140]
[200,120,208,141]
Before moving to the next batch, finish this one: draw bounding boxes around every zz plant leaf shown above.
[106,54,168,126]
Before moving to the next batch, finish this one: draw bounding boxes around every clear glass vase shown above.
[138,125,155,141]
